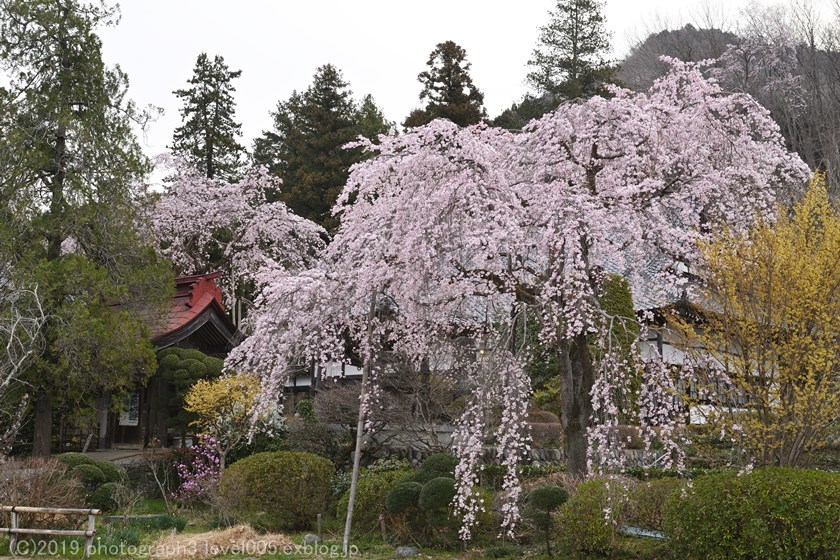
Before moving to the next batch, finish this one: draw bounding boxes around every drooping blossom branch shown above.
[227,59,808,540]
[149,155,325,312]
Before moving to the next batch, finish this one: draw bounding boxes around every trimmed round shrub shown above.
[529,486,569,512]
[93,461,128,484]
[526,486,568,556]
[86,482,128,511]
[627,476,683,531]
[55,452,96,470]
[413,453,457,484]
[664,467,840,560]
[70,464,106,486]
[218,451,333,531]
[336,467,412,534]
[418,477,457,511]
[557,479,625,555]
[386,481,424,513]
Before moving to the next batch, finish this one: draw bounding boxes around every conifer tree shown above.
[0,0,171,455]
[404,41,486,128]
[253,64,391,232]
[527,0,614,100]
[171,53,245,180]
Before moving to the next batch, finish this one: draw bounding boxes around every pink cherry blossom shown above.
[227,59,808,539]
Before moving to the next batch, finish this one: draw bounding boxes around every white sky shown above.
[96,0,837,157]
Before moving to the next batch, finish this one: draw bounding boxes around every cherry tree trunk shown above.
[558,333,595,476]
[32,391,53,457]
[342,294,377,555]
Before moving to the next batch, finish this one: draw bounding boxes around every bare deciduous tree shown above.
[0,282,45,456]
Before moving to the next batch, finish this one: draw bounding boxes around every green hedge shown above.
[71,464,106,486]
[664,467,840,560]
[557,479,625,555]
[336,468,412,535]
[418,477,457,511]
[218,451,333,531]
[627,477,683,531]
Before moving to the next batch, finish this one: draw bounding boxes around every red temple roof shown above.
[150,272,240,353]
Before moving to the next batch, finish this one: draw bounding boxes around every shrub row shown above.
[555,467,839,560]
[218,451,333,531]
[664,467,839,560]
[55,452,131,512]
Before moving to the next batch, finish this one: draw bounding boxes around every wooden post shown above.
[82,433,93,453]
[379,514,386,543]
[317,513,322,544]
[85,511,96,558]
[9,508,17,554]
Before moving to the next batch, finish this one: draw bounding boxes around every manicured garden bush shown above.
[557,478,626,555]
[483,543,522,558]
[218,451,333,531]
[626,477,682,531]
[71,463,106,487]
[664,467,840,560]
[385,481,424,514]
[55,452,95,470]
[418,476,457,531]
[412,453,457,484]
[418,476,457,511]
[525,486,568,556]
[336,467,412,534]
[93,460,128,484]
[479,463,505,489]
[86,482,128,511]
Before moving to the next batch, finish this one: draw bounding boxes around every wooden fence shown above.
[0,506,101,558]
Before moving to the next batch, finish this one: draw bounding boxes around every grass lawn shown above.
[0,528,669,559]
[0,496,670,560]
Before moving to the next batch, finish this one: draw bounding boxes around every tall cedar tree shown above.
[0,0,171,455]
[527,0,614,100]
[171,53,245,180]
[403,41,486,128]
[253,64,390,232]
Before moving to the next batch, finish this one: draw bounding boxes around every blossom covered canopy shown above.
[227,60,808,537]
[231,59,806,375]
[151,156,325,305]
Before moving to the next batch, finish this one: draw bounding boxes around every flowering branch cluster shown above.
[173,435,222,507]
[150,156,324,309]
[226,59,808,539]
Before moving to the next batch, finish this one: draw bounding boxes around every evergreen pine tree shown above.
[527,0,615,100]
[404,41,486,128]
[490,94,556,130]
[253,64,391,232]
[0,0,172,455]
[171,53,245,180]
